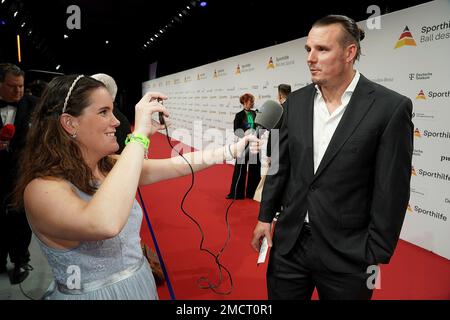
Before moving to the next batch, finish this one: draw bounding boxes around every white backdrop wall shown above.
[143,0,450,259]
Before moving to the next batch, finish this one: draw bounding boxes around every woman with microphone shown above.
[11,75,257,300]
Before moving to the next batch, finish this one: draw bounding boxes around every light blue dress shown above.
[34,184,158,300]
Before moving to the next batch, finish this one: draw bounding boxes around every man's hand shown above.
[251,221,272,252]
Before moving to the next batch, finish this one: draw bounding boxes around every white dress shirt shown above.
[305,70,360,223]
[0,105,17,125]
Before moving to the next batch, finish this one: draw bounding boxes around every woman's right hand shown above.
[134,92,169,137]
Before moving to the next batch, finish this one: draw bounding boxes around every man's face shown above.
[305,24,349,87]
[0,74,24,103]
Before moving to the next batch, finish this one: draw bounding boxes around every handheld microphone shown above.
[156,98,166,126]
[254,100,283,132]
[241,100,283,158]
[0,124,15,141]
[159,112,165,125]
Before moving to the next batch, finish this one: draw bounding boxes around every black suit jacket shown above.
[233,109,256,138]
[266,101,285,157]
[259,75,413,273]
[0,95,37,192]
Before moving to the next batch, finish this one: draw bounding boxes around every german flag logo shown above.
[414,128,421,138]
[395,26,417,49]
[235,64,241,75]
[407,204,413,213]
[267,57,275,69]
[411,166,417,176]
[416,89,426,100]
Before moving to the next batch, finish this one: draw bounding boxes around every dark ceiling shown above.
[0,0,430,118]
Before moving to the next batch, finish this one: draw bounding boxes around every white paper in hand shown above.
[257,237,269,265]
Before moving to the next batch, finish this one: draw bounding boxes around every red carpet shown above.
[139,133,450,300]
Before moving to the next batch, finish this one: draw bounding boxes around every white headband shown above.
[62,75,84,113]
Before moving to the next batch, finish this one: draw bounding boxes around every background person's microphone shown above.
[0,123,15,140]
[0,124,15,151]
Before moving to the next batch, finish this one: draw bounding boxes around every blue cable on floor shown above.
[137,188,176,300]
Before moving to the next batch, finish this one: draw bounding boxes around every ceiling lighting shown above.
[142,2,200,50]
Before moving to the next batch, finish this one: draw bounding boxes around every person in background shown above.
[11,75,258,299]
[277,83,292,105]
[27,79,49,98]
[266,83,292,159]
[226,93,261,200]
[0,63,37,284]
[252,15,413,300]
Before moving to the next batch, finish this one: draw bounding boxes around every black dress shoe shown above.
[19,263,33,271]
[10,265,29,285]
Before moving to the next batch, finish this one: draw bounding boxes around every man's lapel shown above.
[298,86,316,182]
[0,99,5,127]
[312,75,376,182]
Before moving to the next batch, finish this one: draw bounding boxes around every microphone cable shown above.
[157,110,236,295]
[20,282,36,300]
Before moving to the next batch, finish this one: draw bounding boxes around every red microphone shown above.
[0,123,15,141]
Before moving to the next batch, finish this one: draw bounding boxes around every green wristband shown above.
[125,133,150,158]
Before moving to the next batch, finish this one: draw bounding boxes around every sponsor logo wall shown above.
[143,38,307,149]
[143,0,450,259]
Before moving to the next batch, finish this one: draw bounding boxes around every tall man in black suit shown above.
[0,63,37,284]
[251,15,413,300]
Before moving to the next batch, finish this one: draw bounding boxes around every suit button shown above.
[310,185,316,191]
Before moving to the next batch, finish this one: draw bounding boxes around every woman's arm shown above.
[138,135,258,186]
